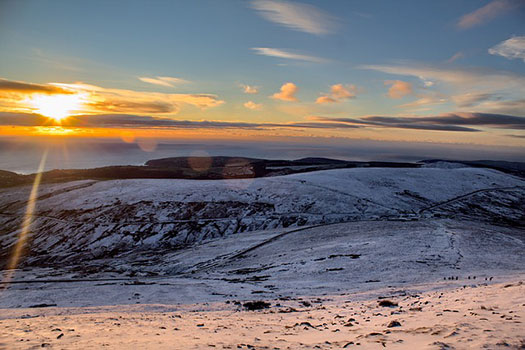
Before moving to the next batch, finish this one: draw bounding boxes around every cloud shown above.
[138,76,190,87]
[241,84,259,94]
[471,98,525,116]
[446,52,465,63]
[87,99,177,114]
[363,62,525,116]
[398,94,447,109]
[384,80,413,99]
[3,111,523,134]
[0,112,48,126]
[244,101,262,110]
[315,96,337,104]
[0,78,224,116]
[313,112,525,132]
[0,111,362,130]
[316,84,357,104]
[457,0,520,29]
[451,92,501,108]
[271,82,299,102]
[489,36,525,62]
[64,84,224,113]
[250,0,337,35]
[361,62,525,94]
[0,78,74,95]
[252,47,327,63]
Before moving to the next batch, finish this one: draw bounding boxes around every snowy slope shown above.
[0,167,523,271]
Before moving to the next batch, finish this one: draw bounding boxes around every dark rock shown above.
[29,303,57,308]
[387,320,401,327]
[242,301,271,310]
[378,300,398,307]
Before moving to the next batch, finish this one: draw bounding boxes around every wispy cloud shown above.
[316,84,357,104]
[241,84,259,94]
[446,51,465,63]
[489,36,525,62]
[471,98,525,117]
[361,62,525,93]
[244,101,262,110]
[138,76,190,87]
[384,80,413,99]
[361,62,525,115]
[0,78,223,116]
[252,47,327,63]
[271,82,299,102]
[0,78,74,95]
[457,0,521,29]
[451,92,501,108]
[397,94,447,109]
[250,0,338,35]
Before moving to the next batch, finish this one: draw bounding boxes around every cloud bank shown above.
[2,111,523,134]
[312,112,525,132]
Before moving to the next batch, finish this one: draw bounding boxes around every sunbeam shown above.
[1,149,48,289]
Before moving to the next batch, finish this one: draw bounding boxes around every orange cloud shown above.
[244,101,262,110]
[271,82,298,102]
[315,96,337,104]
[316,83,357,103]
[0,78,224,117]
[384,80,413,99]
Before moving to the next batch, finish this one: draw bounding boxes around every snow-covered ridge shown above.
[0,167,523,271]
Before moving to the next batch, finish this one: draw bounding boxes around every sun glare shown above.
[28,93,85,122]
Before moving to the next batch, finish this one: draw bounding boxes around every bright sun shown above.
[29,93,85,122]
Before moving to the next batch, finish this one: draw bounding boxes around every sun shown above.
[28,93,85,122]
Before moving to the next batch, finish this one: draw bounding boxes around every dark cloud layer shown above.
[0,112,361,130]
[1,112,524,133]
[0,79,73,95]
[314,112,525,132]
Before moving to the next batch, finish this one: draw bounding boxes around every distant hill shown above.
[1,156,524,189]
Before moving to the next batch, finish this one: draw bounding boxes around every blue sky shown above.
[0,0,524,146]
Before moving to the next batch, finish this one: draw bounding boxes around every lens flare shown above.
[1,150,48,289]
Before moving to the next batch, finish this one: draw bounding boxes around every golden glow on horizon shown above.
[27,93,86,122]
[0,125,522,148]
[35,126,77,135]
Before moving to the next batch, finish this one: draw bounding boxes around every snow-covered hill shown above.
[0,167,523,272]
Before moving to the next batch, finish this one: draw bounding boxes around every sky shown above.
[0,0,524,150]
